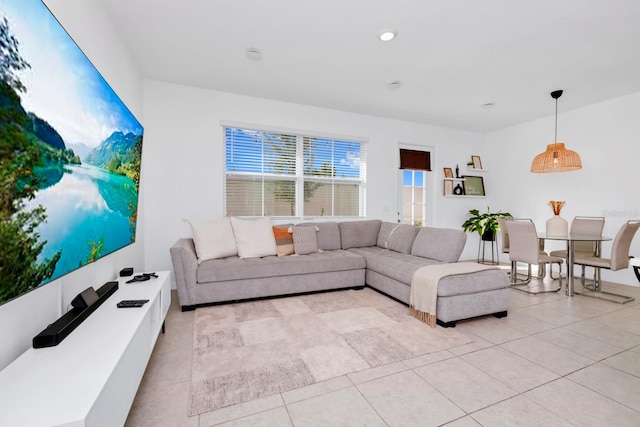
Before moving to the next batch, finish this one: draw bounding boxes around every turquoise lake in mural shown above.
[25,164,138,283]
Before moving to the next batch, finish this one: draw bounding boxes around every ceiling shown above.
[98,0,640,133]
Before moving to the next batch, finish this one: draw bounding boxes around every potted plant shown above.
[462,207,512,241]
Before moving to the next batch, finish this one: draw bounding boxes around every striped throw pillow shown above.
[273,226,294,256]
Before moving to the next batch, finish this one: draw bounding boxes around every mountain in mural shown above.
[28,113,66,150]
[67,142,93,160]
[85,131,142,180]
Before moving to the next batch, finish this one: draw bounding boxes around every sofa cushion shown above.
[291,225,320,255]
[377,222,420,254]
[411,227,466,263]
[273,226,294,256]
[339,220,382,249]
[348,246,440,284]
[197,250,365,283]
[230,217,277,258]
[184,218,237,263]
[437,269,510,297]
[297,222,341,250]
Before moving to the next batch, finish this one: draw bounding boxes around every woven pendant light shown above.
[531,90,582,173]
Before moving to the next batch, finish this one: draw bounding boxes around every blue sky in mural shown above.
[0,0,142,148]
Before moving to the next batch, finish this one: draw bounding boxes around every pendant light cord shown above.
[550,89,563,155]
[554,97,558,146]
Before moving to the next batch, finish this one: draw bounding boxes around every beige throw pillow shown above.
[290,225,320,255]
[184,218,237,263]
[230,217,277,258]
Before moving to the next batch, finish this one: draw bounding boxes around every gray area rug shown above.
[188,288,474,415]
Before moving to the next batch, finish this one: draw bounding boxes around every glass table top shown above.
[537,233,612,242]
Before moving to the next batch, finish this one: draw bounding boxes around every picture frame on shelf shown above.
[443,167,454,178]
[443,179,454,195]
[471,155,483,170]
[462,175,485,196]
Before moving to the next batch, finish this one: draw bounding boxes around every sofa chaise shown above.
[170,219,510,327]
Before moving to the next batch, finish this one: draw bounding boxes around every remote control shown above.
[117,299,149,308]
[126,272,158,283]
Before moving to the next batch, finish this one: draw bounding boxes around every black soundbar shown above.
[33,281,119,348]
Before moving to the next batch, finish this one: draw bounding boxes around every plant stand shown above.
[477,232,499,265]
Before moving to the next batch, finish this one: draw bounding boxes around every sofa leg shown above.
[436,319,456,328]
[181,305,196,312]
[492,311,508,319]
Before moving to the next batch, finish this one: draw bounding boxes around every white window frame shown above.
[223,123,367,219]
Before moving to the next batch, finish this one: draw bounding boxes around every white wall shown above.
[0,0,144,370]
[142,80,486,282]
[485,92,640,286]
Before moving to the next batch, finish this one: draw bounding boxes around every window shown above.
[402,170,426,226]
[398,146,431,227]
[224,126,366,218]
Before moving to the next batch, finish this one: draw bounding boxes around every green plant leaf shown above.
[461,207,513,236]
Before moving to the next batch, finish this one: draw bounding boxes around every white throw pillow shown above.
[184,218,238,263]
[230,217,277,258]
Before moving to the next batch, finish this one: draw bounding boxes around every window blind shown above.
[399,148,431,171]
[224,127,366,218]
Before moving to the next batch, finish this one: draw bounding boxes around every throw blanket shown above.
[410,262,499,327]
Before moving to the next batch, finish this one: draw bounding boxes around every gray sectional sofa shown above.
[170,219,510,326]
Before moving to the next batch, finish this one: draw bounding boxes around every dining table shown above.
[537,233,612,296]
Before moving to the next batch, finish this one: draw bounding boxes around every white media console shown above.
[0,271,171,427]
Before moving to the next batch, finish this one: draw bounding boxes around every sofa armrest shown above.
[170,238,199,309]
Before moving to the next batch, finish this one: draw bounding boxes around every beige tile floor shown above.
[125,279,640,427]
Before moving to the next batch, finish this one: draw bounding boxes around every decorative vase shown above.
[546,201,568,237]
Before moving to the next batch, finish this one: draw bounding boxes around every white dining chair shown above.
[500,217,558,281]
[505,220,564,294]
[574,220,640,304]
[548,216,605,279]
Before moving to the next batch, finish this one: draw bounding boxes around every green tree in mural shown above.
[85,237,104,264]
[0,17,59,304]
[0,206,60,303]
[0,17,31,93]
[128,136,142,241]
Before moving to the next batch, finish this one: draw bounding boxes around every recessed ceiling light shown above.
[387,81,402,89]
[245,48,262,60]
[378,29,397,42]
